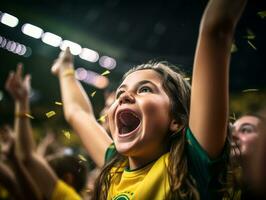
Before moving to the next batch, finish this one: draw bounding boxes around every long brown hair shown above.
[92,61,229,199]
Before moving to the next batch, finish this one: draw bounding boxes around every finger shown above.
[16,63,23,80]
[60,47,73,62]
[5,72,15,90]
[24,74,31,91]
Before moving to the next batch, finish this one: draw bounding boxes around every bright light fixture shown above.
[60,40,82,55]
[79,48,99,63]
[21,23,43,39]
[0,13,19,27]
[41,32,62,47]
[99,56,116,69]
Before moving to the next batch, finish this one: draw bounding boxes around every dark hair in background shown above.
[48,155,88,193]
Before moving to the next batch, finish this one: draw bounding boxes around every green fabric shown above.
[105,143,116,163]
[105,128,228,200]
[186,128,227,200]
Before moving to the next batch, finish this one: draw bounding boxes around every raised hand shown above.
[51,47,73,76]
[5,63,31,102]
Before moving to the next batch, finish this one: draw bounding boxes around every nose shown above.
[119,91,135,105]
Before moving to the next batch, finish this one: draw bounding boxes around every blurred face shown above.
[108,70,174,160]
[232,116,260,158]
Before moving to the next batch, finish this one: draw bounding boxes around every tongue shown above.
[120,112,140,134]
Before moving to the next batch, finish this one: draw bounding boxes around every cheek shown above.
[141,97,171,124]
[107,102,117,133]
[240,134,259,151]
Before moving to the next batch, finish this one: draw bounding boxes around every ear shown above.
[169,119,180,133]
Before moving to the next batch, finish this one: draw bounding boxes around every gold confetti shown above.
[229,113,236,121]
[101,70,110,76]
[257,11,266,19]
[78,154,87,162]
[62,130,71,139]
[244,29,255,40]
[46,111,56,118]
[242,89,259,93]
[247,40,257,50]
[91,91,96,97]
[25,113,34,119]
[231,43,238,53]
[184,77,191,81]
[55,101,63,106]
[98,114,107,123]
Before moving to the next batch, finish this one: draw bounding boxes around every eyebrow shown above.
[117,80,158,91]
[239,123,256,128]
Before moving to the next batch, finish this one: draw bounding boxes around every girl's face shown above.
[232,116,260,158]
[108,69,175,160]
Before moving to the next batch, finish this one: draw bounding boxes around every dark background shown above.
[1,0,266,128]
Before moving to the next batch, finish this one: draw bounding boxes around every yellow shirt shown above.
[107,153,169,200]
[51,180,81,200]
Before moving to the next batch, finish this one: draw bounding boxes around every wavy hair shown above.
[92,61,232,200]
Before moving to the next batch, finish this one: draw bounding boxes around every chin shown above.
[114,140,138,156]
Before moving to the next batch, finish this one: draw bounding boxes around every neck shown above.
[128,147,167,170]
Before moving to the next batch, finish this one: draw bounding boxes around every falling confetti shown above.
[25,113,34,119]
[229,113,236,121]
[247,40,257,50]
[244,29,255,40]
[101,70,110,76]
[91,91,96,97]
[231,43,238,53]
[98,114,107,123]
[242,89,259,93]
[257,11,266,19]
[62,130,71,139]
[46,111,56,118]
[55,101,63,106]
[78,154,87,162]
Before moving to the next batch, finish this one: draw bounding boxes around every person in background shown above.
[0,124,42,200]
[5,63,81,200]
[231,112,265,199]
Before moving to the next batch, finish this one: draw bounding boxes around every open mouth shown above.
[117,109,141,135]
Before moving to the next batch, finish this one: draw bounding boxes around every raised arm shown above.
[0,125,42,200]
[5,64,58,199]
[189,0,247,157]
[51,48,112,167]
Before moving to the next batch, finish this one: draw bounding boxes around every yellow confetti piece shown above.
[25,113,34,119]
[229,113,236,121]
[91,91,96,97]
[98,114,107,123]
[62,130,71,139]
[184,77,191,81]
[46,111,56,118]
[257,11,266,19]
[231,43,238,53]
[101,70,110,76]
[244,29,255,40]
[55,101,63,106]
[242,89,259,93]
[78,154,87,162]
[247,40,257,50]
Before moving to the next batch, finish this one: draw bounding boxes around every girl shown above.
[52,0,247,199]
